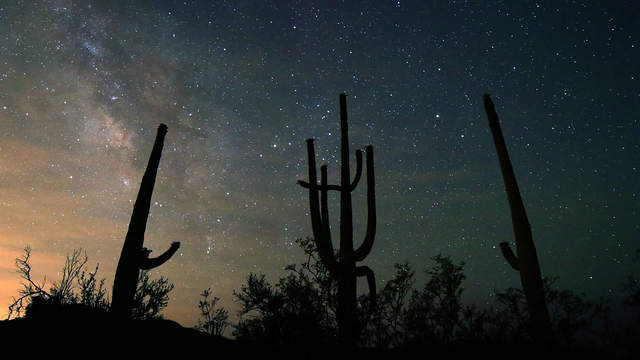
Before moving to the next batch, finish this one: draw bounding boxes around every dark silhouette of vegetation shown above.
[402,255,468,346]
[621,250,640,309]
[197,287,229,336]
[359,262,414,348]
[360,254,509,350]
[132,270,175,320]
[232,238,495,351]
[492,276,601,347]
[6,238,638,358]
[3,250,233,357]
[233,237,337,348]
[8,247,101,319]
[611,250,640,354]
[112,123,180,319]
[298,93,377,347]
[7,246,174,321]
[483,94,554,349]
[231,237,640,357]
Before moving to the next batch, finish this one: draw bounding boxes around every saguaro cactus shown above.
[483,94,554,348]
[111,124,180,319]
[298,93,376,347]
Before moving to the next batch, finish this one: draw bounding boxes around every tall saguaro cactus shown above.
[483,94,554,349]
[111,124,180,319]
[298,93,377,347]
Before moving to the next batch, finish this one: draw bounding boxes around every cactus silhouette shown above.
[483,94,554,349]
[111,124,180,319]
[298,93,376,347]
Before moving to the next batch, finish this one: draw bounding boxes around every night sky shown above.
[1,0,638,328]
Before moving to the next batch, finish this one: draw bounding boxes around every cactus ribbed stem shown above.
[299,93,377,347]
[111,124,180,319]
[483,94,554,349]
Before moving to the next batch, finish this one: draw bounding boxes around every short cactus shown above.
[483,94,554,349]
[298,93,376,347]
[111,124,180,319]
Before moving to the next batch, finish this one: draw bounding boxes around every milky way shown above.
[1,0,638,327]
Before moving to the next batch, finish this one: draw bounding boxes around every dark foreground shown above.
[0,306,628,359]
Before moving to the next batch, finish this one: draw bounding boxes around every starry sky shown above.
[1,0,638,327]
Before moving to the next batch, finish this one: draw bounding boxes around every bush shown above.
[196,287,229,336]
[232,237,337,347]
[7,246,173,320]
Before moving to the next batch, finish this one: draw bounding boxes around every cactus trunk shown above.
[111,124,180,319]
[483,95,554,349]
[299,93,377,347]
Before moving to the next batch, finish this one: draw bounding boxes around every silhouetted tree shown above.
[298,93,377,347]
[621,274,640,308]
[112,124,180,319]
[359,262,414,348]
[403,254,467,346]
[621,250,640,308]
[360,254,497,349]
[8,247,88,318]
[492,285,530,342]
[77,263,109,311]
[547,281,593,347]
[197,287,229,336]
[613,249,640,353]
[233,238,337,347]
[493,276,602,348]
[131,270,174,320]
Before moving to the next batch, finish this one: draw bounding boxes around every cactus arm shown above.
[347,149,363,192]
[356,265,376,304]
[301,150,361,193]
[499,242,519,270]
[300,139,339,274]
[139,242,180,270]
[320,165,330,236]
[298,181,341,192]
[320,165,339,275]
[303,138,323,245]
[354,145,376,262]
